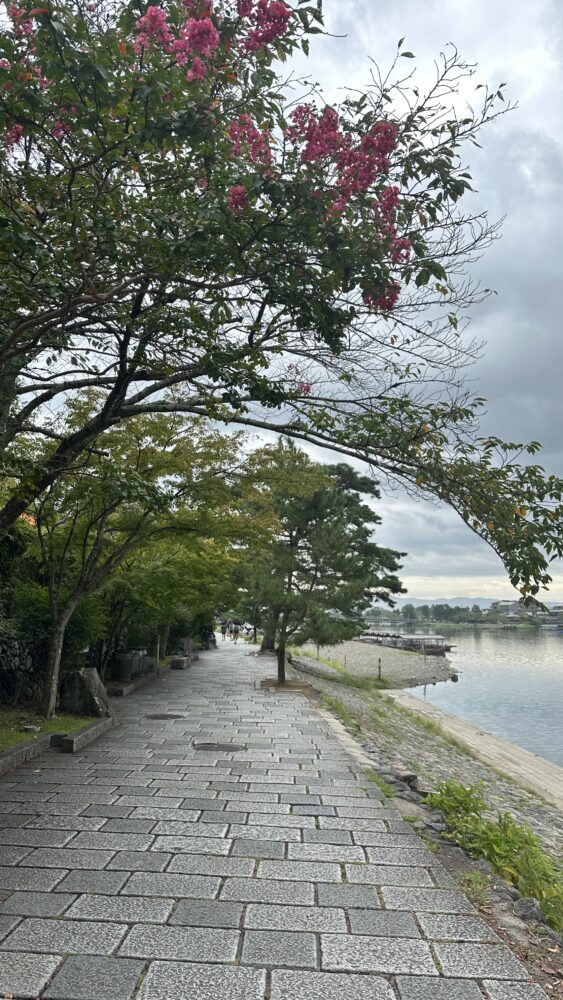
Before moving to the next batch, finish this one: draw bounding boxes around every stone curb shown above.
[0,734,52,777]
[106,662,172,697]
[0,713,118,777]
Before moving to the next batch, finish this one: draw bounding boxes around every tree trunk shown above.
[158,623,170,659]
[260,617,276,653]
[40,621,66,719]
[277,616,287,685]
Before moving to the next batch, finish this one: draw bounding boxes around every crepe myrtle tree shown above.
[1,0,563,599]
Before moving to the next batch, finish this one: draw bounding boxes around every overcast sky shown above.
[289,0,563,601]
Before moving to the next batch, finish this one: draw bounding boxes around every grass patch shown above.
[427,780,563,931]
[457,871,490,907]
[366,770,396,798]
[320,694,361,733]
[0,706,97,753]
[384,699,475,757]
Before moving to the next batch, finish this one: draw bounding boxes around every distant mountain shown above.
[393,597,494,609]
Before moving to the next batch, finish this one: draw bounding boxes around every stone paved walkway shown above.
[0,643,548,999]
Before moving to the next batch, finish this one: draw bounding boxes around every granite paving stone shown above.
[0,845,33,864]
[100,818,157,833]
[120,871,221,898]
[317,884,381,909]
[0,915,20,941]
[1,917,127,954]
[348,910,420,938]
[270,969,395,1000]
[320,934,438,975]
[0,866,67,892]
[319,817,388,832]
[224,801,289,814]
[364,847,435,866]
[0,950,63,999]
[395,977,485,999]
[228,824,301,842]
[345,864,433,887]
[288,843,365,862]
[65,831,155,851]
[220,877,315,906]
[118,923,239,962]
[0,891,77,917]
[150,834,232,854]
[434,942,531,979]
[54,870,129,895]
[241,929,317,968]
[19,847,117,869]
[43,955,144,1000]
[257,860,342,883]
[65,893,174,923]
[26,815,107,831]
[231,838,285,859]
[200,809,247,823]
[245,903,347,933]
[107,850,172,870]
[416,913,500,942]
[0,828,74,847]
[136,961,266,1000]
[82,805,134,818]
[381,887,476,913]
[170,899,244,928]
[482,982,548,999]
[168,854,255,877]
[352,832,422,847]
[303,829,354,846]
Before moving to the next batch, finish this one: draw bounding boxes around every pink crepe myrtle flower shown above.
[227,184,247,212]
[245,0,291,51]
[134,6,173,54]
[185,16,220,55]
[0,59,12,70]
[229,114,272,166]
[363,280,401,312]
[51,119,72,140]
[286,105,343,163]
[296,381,312,394]
[186,56,207,81]
[183,0,214,13]
[237,0,253,14]
[3,123,23,147]
[196,177,208,189]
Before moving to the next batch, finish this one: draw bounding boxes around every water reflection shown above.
[404,629,563,766]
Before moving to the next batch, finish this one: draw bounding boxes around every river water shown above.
[404,628,563,767]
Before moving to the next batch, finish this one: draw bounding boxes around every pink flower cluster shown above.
[227,184,248,212]
[0,59,12,70]
[229,114,272,166]
[287,105,342,163]
[133,6,173,54]
[244,0,291,52]
[172,15,220,80]
[3,123,23,148]
[296,381,312,395]
[51,119,72,140]
[335,123,398,201]
[373,185,412,263]
[363,280,401,313]
[182,0,214,13]
[8,3,35,37]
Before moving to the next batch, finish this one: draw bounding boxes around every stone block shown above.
[0,916,19,942]
[288,843,365,863]
[0,828,74,848]
[19,847,116,869]
[59,668,111,717]
[364,847,434,866]
[257,860,342,883]
[107,850,172,871]
[170,899,243,928]
[137,961,266,1000]
[0,866,67,892]
[0,950,62,998]
[241,929,317,969]
[416,913,500,942]
[348,910,420,938]
[220,877,314,906]
[231,838,285,859]
[482,983,548,999]
[433,942,531,979]
[44,955,144,1000]
[2,916,127,954]
[320,934,437,975]
[201,809,247,823]
[54,870,129,895]
[270,969,395,1000]
[319,817,387,832]
[395,977,485,999]
[345,865,433,887]
[119,924,239,962]
[246,813,316,828]
[101,818,157,833]
[303,830,354,846]
[65,893,174,923]
[245,904,346,933]
[120,872,221,899]
[228,824,301,842]
[317,884,381,909]
[381,887,475,913]
[66,831,154,851]
[167,854,255,878]
[150,834,231,855]
[0,891,77,917]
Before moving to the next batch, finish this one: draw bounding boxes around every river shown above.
[403,628,563,767]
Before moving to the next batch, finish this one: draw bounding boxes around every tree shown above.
[2,0,563,598]
[401,603,417,626]
[26,410,245,716]
[238,442,404,683]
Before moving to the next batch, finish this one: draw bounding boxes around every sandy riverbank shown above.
[297,639,456,687]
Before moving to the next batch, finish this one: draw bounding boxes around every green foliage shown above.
[366,770,396,798]
[320,694,361,733]
[427,780,563,930]
[0,707,97,752]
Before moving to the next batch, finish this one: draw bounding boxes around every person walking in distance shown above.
[220,620,227,641]
[228,621,234,641]
[233,623,240,644]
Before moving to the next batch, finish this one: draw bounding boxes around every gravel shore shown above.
[297,639,456,688]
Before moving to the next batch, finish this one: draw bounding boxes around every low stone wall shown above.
[0,634,40,705]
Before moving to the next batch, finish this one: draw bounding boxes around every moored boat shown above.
[358,632,455,655]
